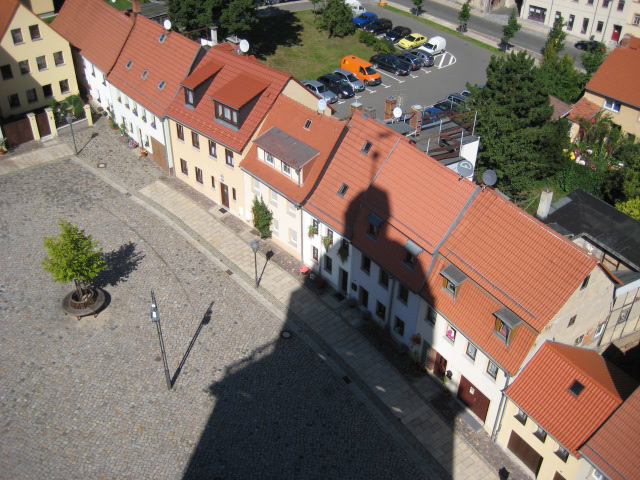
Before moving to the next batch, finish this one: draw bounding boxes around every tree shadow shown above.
[94,241,145,288]
[249,10,304,59]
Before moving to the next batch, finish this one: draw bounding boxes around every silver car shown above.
[332,68,365,92]
[301,80,339,104]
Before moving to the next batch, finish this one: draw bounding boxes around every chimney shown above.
[537,188,553,219]
[132,0,141,14]
[211,27,218,45]
[384,96,397,121]
[363,106,376,119]
[350,101,363,117]
[409,105,422,130]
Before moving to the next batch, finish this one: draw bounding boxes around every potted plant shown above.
[338,243,349,263]
[0,137,7,155]
[119,122,127,136]
[42,220,107,319]
[140,149,148,157]
[322,235,333,250]
[308,224,318,238]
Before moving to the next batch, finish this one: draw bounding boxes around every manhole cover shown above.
[97,162,106,168]
[280,330,292,339]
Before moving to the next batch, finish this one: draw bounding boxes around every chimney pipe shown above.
[537,188,553,220]
[132,0,141,14]
[211,27,218,45]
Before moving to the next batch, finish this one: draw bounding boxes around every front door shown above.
[339,268,348,292]
[221,182,230,208]
[457,375,490,422]
[434,352,447,380]
[611,25,622,42]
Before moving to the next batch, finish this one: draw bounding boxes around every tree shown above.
[168,0,220,36]
[537,53,586,103]
[220,0,258,37]
[542,16,567,61]
[316,0,355,37]
[252,196,273,239]
[581,46,608,77]
[616,196,640,221]
[42,220,106,302]
[501,9,521,51]
[412,0,423,15]
[458,0,471,24]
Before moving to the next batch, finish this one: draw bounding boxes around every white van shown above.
[344,0,366,16]
[418,36,446,55]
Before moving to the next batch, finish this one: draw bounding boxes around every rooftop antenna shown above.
[317,98,327,113]
[163,19,172,31]
[392,106,402,124]
[482,169,497,188]
[239,39,250,54]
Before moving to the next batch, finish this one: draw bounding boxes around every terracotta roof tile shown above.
[442,190,598,331]
[166,45,291,152]
[51,0,134,74]
[0,0,21,39]
[549,95,572,119]
[586,40,640,108]
[305,114,412,236]
[214,72,269,109]
[580,387,640,480]
[181,60,223,89]
[568,96,601,122]
[107,15,201,118]
[240,95,345,204]
[506,342,637,456]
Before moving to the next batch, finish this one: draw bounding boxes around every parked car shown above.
[445,93,467,106]
[352,12,378,27]
[340,55,382,86]
[364,18,392,35]
[345,0,366,16]
[394,53,423,70]
[460,89,471,97]
[417,36,446,55]
[369,53,411,76]
[575,40,606,51]
[409,49,434,67]
[397,33,427,50]
[317,74,354,99]
[301,80,339,104]
[385,26,411,42]
[333,68,366,92]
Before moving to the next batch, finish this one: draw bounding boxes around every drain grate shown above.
[342,376,352,384]
[225,269,233,275]
[219,208,227,214]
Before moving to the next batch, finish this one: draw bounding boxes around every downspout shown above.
[300,207,304,266]
[491,374,511,442]
[386,276,397,333]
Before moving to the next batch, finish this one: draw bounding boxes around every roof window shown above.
[304,119,312,129]
[366,212,383,239]
[494,307,522,345]
[158,80,166,90]
[337,183,349,197]
[403,240,423,269]
[141,70,149,79]
[159,34,166,43]
[441,264,467,298]
[569,380,584,396]
[126,60,133,69]
[361,141,373,154]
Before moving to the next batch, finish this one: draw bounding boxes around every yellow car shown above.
[397,33,428,50]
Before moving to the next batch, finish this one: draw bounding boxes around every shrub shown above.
[252,196,273,239]
[358,30,395,53]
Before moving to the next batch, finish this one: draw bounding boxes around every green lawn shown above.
[261,10,378,81]
[43,15,57,24]
[103,0,132,11]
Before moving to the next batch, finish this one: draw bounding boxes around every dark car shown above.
[316,74,354,99]
[353,12,378,27]
[394,53,423,70]
[575,40,606,51]
[369,53,411,76]
[385,26,411,42]
[409,49,434,67]
[364,18,392,35]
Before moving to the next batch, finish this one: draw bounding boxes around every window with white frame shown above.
[270,190,278,207]
[466,342,476,360]
[265,152,274,165]
[273,218,279,236]
[225,149,234,167]
[209,140,216,157]
[288,200,296,217]
[282,163,292,177]
[487,361,499,379]
[446,324,456,341]
[604,98,621,113]
[289,228,297,247]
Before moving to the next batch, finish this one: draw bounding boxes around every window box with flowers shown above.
[141,115,147,122]
[308,224,318,238]
[132,108,138,116]
[125,102,130,110]
[322,235,333,250]
[338,244,349,263]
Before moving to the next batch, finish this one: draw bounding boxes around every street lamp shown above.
[250,239,259,287]
[65,112,77,154]
[150,290,172,390]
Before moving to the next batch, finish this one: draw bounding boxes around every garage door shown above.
[458,375,490,423]
[150,137,168,172]
[507,431,543,476]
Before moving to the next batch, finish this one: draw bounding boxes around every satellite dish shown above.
[163,19,172,30]
[318,99,327,111]
[482,169,497,187]
[457,160,473,178]
[393,107,402,119]
[239,39,250,53]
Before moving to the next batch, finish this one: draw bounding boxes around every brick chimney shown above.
[409,105,422,130]
[364,106,376,119]
[537,188,554,219]
[132,0,141,14]
[384,96,397,121]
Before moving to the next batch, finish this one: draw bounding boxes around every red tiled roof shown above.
[549,95,572,119]
[441,189,598,331]
[240,95,345,204]
[506,342,636,456]
[181,60,223,89]
[586,39,640,108]
[580,387,640,480]
[214,72,269,109]
[0,0,20,39]
[305,114,411,236]
[568,96,601,122]
[52,0,134,74]
[166,44,291,153]
[424,256,538,375]
[107,15,200,118]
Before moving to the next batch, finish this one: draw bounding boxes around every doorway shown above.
[339,268,348,293]
[611,25,622,42]
[457,375,490,422]
[221,183,230,208]
[434,352,447,380]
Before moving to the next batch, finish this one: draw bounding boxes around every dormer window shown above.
[304,119,312,129]
[215,102,238,126]
[441,264,467,299]
[366,212,383,239]
[265,152,274,165]
[403,240,423,269]
[141,70,149,79]
[185,88,194,106]
[362,141,373,154]
[494,307,522,346]
[126,60,133,69]
[282,163,292,177]
[158,80,166,90]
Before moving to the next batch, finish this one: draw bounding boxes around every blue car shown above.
[353,12,378,27]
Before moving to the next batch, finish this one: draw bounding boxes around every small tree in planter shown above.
[308,224,318,237]
[42,220,106,309]
[337,243,349,263]
[322,234,333,250]
[252,196,273,239]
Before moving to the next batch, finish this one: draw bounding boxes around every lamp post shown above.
[250,239,259,287]
[65,112,77,154]
[150,290,172,390]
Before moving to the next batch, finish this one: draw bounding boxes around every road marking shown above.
[410,73,419,79]
[436,52,457,69]
[377,70,405,83]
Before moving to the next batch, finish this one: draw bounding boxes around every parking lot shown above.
[329,4,494,119]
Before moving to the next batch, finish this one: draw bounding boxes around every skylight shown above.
[304,119,312,130]
[569,380,584,396]
[126,60,133,69]
[159,34,166,43]
[362,141,372,154]
[337,184,349,197]
[141,70,149,80]
[158,80,166,90]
